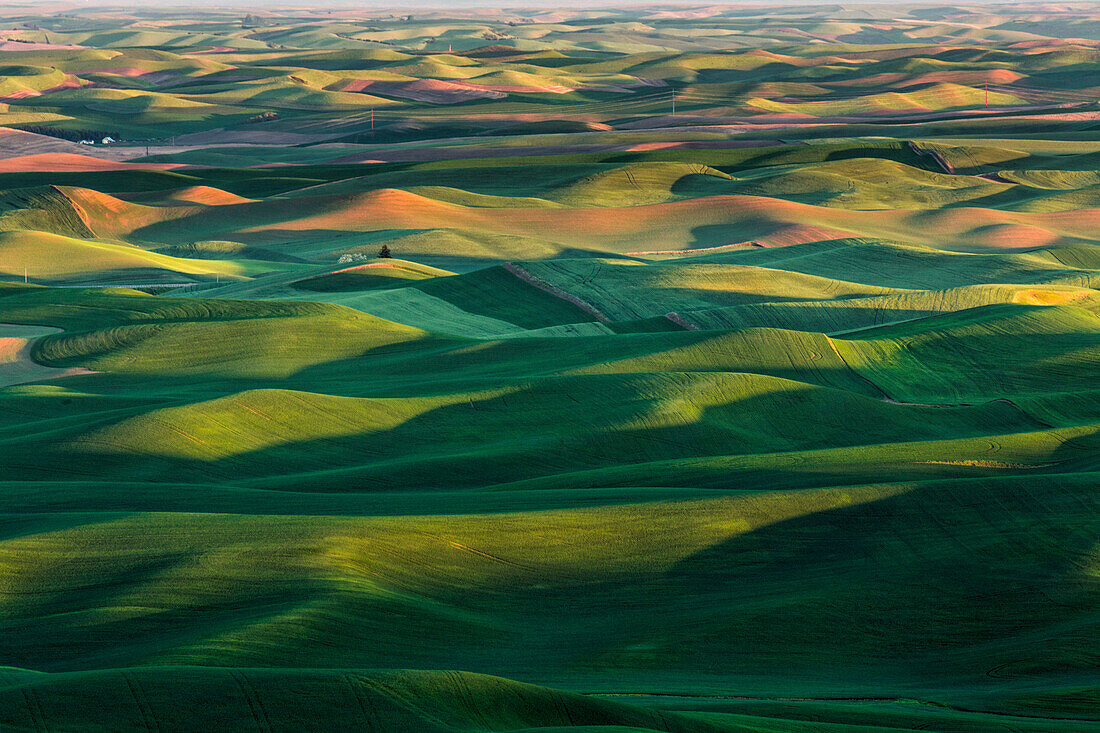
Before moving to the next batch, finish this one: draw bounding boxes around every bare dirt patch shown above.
[0,153,182,172]
[0,325,95,387]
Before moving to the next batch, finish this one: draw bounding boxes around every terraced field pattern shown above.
[0,2,1097,731]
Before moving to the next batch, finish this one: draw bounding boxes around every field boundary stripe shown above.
[823,335,894,400]
[502,262,612,323]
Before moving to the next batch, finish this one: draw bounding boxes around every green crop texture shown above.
[0,3,1097,731]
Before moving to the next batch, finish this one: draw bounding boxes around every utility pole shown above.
[371,108,374,131]
[24,266,28,283]
[985,82,988,108]
[671,89,676,117]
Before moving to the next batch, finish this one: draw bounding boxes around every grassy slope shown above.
[1,198,1097,731]
[0,286,1094,722]
[8,666,1093,732]
[0,668,748,733]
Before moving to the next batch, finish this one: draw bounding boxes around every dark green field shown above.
[0,3,1097,731]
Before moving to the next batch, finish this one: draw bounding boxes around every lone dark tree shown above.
[378,244,392,258]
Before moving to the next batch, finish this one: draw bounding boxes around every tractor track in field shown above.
[419,531,535,571]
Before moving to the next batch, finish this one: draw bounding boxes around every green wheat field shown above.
[0,2,1096,731]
